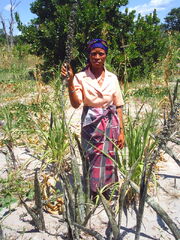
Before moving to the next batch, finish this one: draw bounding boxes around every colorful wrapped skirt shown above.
[81,105,120,193]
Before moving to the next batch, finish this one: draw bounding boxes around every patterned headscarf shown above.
[87,39,108,54]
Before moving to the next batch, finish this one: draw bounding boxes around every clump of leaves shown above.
[119,109,157,202]
[131,86,169,99]
[0,101,50,147]
[0,171,33,211]
[37,109,70,171]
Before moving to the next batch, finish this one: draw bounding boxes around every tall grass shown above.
[0,45,41,104]
[0,45,47,212]
[120,109,157,179]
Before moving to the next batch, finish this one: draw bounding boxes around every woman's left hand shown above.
[117,131,125,149]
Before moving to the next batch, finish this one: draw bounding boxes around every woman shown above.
[61,39,125,198]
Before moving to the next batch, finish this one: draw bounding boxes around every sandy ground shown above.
[0,104,179,240]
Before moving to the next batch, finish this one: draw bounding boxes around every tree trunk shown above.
[129,180,180,240]
[0,15,9,47]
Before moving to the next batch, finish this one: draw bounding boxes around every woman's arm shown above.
[61,64,81,109]
[116,106,125,149]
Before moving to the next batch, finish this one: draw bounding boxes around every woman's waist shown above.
[83,97,114,108]
[83,104,116,111]
[81,104,118,126]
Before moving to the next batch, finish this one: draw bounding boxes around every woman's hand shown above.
[61,63,81,109]
[117,130,125,149]
[61,63,74,83]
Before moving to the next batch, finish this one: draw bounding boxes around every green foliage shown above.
[0,172,33,211]
[0,29,6,45]
[164,32,180,72]
[164,7,180,31]
[130,86,169,99]
[15,1,71,69]
[14,0,130,71]
[120,10,166,82]
[0,102,49,139]
[36,106,70,168]
[119,110,157,200]
[0,192,17,211]
[13,44,31,59]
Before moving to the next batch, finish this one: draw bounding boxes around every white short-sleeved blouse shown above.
[73,67,124,108]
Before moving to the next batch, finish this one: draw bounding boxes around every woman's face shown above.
[89,48,106,69]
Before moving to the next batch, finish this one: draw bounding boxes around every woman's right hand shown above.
[61,63,74,83]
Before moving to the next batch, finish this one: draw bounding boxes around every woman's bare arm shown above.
[116,107,125,149]
[61,64,81,108]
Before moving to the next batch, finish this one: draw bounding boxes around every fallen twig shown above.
[135,148,157,240]
[6,141,17,169]
[0,224,3,240]
[73,222,105,240]
[168,137,180,145]
[19,170,46,231]
[128,178,180,240]
[161,144,180,167]
[99,191,119,240]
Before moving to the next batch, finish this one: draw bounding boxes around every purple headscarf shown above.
[87,39,108,54]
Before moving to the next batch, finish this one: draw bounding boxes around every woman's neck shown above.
[90,65,104,79]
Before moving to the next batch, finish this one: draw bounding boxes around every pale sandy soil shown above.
[0,102,179,240]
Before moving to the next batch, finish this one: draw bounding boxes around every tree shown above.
[0,29,6,44]
[16,0,128,70]
[0,15,9,46]
[16,0,166,82]
[108,9,165,82]
[9,0,21,47]
[0,0,21,47]
[125,9,166,81]
[164,7,180,31]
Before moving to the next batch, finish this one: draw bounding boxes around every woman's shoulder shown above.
[105,69,118,79]
[75,67,88,78]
